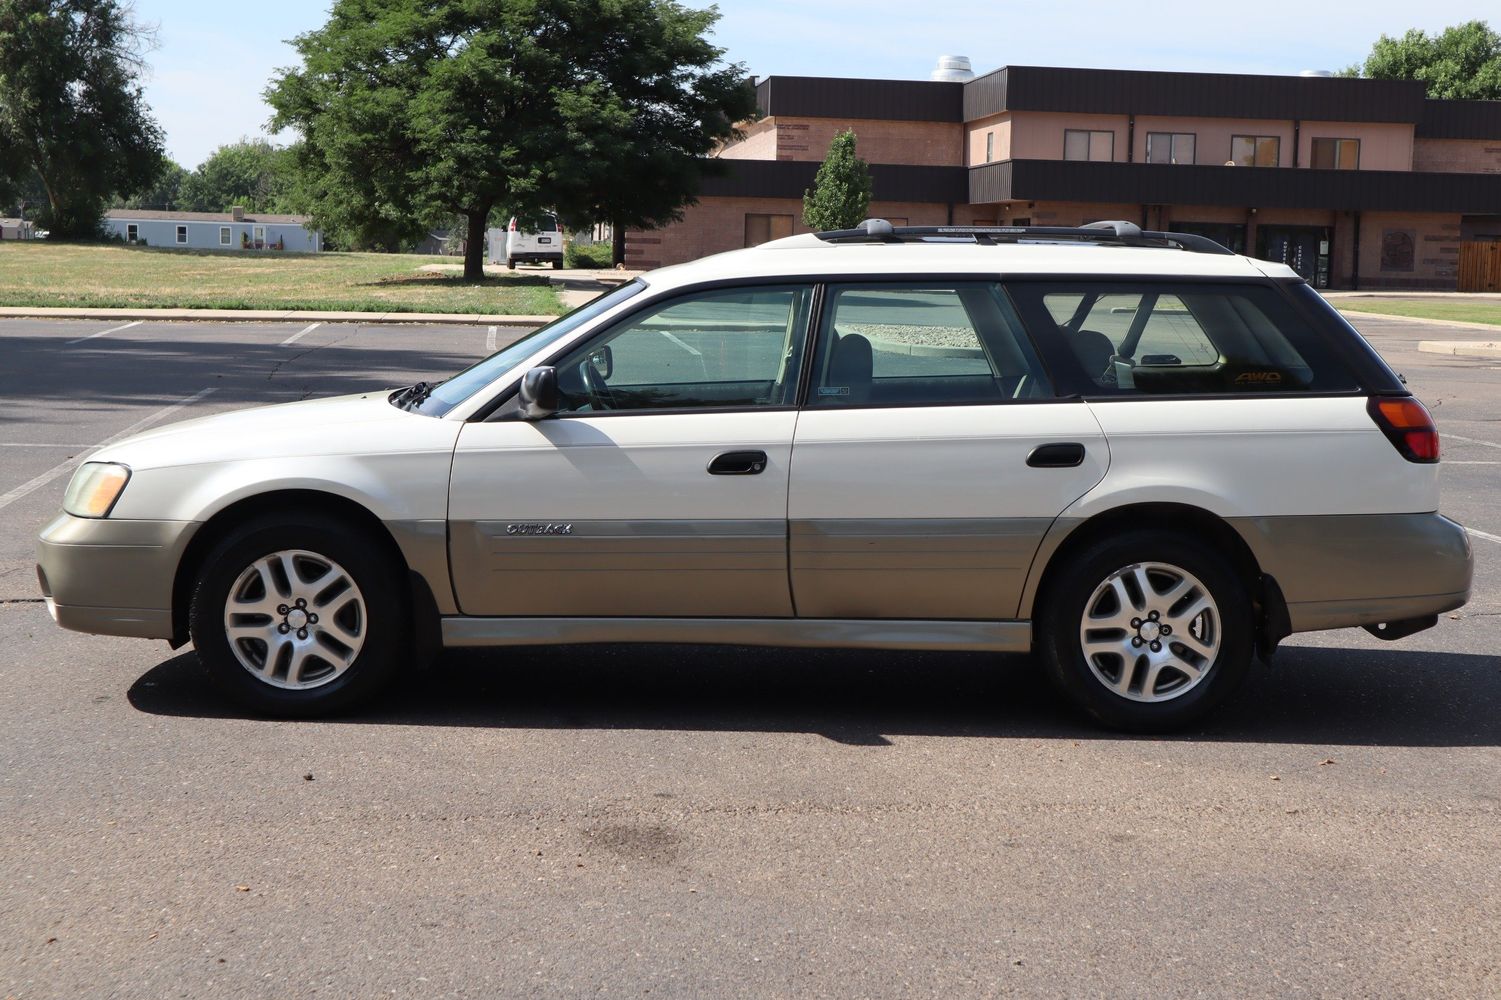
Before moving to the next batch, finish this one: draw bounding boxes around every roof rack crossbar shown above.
[813,220,1235,255]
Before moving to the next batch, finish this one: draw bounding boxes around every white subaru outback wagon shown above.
[36,221,1473,731]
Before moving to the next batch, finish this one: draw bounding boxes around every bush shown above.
[565,241,613,269]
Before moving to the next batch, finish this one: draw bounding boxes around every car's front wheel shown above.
[188,513,408,716]
[1037,529,1253,732]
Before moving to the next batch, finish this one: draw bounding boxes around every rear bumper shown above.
[1230,512,1473,633]
[36,513,198,641]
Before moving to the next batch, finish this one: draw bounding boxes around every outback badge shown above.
[506,522,574,535]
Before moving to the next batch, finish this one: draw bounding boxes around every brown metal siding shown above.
[701,159,968,203]
[754,76,963,122]
[963,66,1427,124]
[971,159,1501,213]
[1416,99,1501,139]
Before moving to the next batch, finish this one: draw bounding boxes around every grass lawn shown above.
[1336,297,1501,327]
[0,241,565,315]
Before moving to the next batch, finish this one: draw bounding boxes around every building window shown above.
[985,131,995,162]
[1231,135,1280,167]
[219,226,231,246]
[126,224,139,243]
[1064,129,1114,162]
[253,225,266,247]
[744,213,793,247]
[175,225,188,245]
[1146,132,1195,165]
[1311,138,1359,170]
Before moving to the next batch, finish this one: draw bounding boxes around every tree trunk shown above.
[463,210,488,281]
[612,218,626,267]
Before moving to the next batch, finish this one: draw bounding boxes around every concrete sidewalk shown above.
[0,306,554,326]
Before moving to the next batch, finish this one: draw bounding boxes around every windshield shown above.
[407,280,646,417]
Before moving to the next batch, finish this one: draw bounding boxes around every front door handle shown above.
[1027,443,1086,468]
[708,450,768,476]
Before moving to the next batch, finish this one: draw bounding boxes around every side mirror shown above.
[586,344,613,379]
[518,366,560,420]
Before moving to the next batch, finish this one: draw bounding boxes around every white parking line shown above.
[0,388,217,513]
[0,443,96,449]
[1469,527,1501,545]
[1446,433,1501,451]
[486,325,498,352]
[1447,461,1501,465]
[281,322,322,347]
[66,320,142,345]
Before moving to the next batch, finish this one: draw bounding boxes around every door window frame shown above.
[799,279,1058,411]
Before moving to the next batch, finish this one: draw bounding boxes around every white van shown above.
[506,214,563,269]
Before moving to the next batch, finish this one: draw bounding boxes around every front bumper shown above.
[36,513,199,641]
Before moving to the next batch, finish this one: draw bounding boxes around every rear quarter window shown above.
[1007,281,1361,396]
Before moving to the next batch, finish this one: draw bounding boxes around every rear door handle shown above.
[708,450,768,475]
[1027,443,1086,468]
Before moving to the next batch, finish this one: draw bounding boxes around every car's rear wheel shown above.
[1037,529,1252,732]
[506,257,517,270]
[188,513,408,716]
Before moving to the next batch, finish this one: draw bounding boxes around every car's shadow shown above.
[128,642,1501,747]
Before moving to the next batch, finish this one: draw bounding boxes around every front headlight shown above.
[63,463,131,518]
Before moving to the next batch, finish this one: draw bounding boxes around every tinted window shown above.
[1010,282,1359,395]
[554,286,813,413]
[809,283,1051,408]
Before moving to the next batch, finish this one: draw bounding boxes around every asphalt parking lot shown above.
[1,314,1498,998]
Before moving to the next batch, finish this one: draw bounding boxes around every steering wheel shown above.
[581,358,617,411]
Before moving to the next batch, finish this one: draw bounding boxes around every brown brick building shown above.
[626,65,1501,290]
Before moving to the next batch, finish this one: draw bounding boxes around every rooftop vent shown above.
[930,55,974,82]
[1299,69,1335,78]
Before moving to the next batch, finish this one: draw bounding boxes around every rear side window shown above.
[808,283,1052,408]
[1007,282,1360,395]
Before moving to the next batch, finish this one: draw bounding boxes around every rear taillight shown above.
[1368,395,1440,463]
[508,219,517,231]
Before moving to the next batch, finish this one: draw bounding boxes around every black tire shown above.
[506,258,517,270]
[1037,529,1253,732]
[552,259,564,270]
[188,512,409,717]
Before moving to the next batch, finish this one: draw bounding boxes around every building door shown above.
[1258,226,1331,287]
[1458,242,1501,292]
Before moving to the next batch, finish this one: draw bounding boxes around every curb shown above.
[0,307,555,326]
[1418,340,1501,359]
[1336,309,1501,333]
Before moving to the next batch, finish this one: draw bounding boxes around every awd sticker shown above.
[1234,371,1283,384]
[506,523,574,535]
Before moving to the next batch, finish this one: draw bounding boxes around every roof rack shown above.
[813,218,1235,255]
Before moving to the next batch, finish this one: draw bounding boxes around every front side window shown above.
[126,224,138,242]
[1146,132,1196,165]
[414,280,647,416]
[744,213,793,246]
[219,226,231,246]
[1311,138,1360,170]
[1009,282,1360,396]
[1231,135,1280,167]
[553,285,814,413]
[1064,129,1114,162]
[175,225,187,244]
[808,283,1051,408]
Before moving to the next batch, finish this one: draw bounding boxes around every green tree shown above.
[115,158,190,210]
[802,130,872,233]
[180,138,293,213]
[266,0,754,278]
[0,0,165,236]
[1340,20,1501,99]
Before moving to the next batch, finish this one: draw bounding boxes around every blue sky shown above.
[135,0,1498,168]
